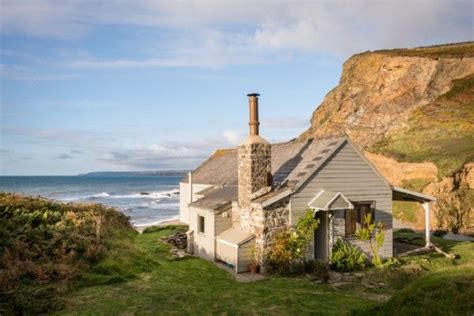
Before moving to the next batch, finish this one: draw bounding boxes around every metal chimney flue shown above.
[247,93,260,136]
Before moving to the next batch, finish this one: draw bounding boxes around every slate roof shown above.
[183,137,346,187]
[189,185,237,211]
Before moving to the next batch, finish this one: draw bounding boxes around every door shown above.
[314,211,328,261]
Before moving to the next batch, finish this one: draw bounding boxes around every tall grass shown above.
[0,193,135,314]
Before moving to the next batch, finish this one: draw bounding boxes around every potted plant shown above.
[248,245,260,274]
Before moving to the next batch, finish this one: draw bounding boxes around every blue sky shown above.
[0,0,472,175]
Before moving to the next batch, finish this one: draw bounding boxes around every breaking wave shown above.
[83,188,179,200]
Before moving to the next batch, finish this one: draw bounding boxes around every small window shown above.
[345,202,375,237]
[198,215,205,234]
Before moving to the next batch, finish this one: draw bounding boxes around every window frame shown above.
[198,215,205,234]
[345,201,375,237]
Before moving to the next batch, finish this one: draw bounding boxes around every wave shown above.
[81,188,179,200]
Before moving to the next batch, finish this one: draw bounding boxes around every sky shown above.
[0,0,472,175]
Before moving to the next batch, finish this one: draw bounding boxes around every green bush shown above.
[268,209,319,275]
[330,239,366,272]
[0,193,134,314]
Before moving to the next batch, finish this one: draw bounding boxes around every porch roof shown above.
[392,186,436,203]
[308,189,354,211]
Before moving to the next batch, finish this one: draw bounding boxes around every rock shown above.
[443,232,474,242]
[166,232,187,249]
[327,270,343,284]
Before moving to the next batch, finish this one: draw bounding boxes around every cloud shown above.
[2,126,118,148]
[57,153,73,159]
[100,129,245,169]
[70,149,84,154]
[0,63,77,81]
[2,1,471,68]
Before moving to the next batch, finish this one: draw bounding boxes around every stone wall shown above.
[237,139,271,209]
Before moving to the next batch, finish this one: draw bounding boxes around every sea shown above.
[0,175,182,228]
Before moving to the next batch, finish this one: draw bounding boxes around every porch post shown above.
[422,202,431,247]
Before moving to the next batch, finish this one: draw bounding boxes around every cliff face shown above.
[300,42,474,232]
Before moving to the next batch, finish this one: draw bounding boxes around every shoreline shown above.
[134,218,187,233]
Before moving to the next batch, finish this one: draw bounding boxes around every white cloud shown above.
[1,0,471,68]
[0,63,77,81]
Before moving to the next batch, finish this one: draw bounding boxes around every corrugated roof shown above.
[189,185,237,211]
[184,137,345,186]
[216,228,255,246]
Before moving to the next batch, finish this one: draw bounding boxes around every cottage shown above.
[180,93,435,273]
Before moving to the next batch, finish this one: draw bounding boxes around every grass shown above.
[4,194,473,315]
[373,42,474,58]
[370,74,474,177]
[57,228,377,315]
[56,227,474,315]
[393,202,419,223]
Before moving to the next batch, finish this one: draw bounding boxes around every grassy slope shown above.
[58,228,376,315]
[374,41,474,58]
[58,227,474,315]
[363,232,474,315]
[370,74,474,177]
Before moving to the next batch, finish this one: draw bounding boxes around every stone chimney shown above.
[237,93,272,209]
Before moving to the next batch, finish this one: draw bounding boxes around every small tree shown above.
[268,209,319,272]
[355,214,385,267]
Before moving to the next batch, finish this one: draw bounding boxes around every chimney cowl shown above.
[247,93,260,97]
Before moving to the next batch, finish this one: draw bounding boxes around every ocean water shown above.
[0,176,182,228]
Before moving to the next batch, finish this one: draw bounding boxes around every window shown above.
[198,215,205,234]
[345,202,375,237]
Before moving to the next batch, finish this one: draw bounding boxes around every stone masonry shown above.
[237,136,272,210]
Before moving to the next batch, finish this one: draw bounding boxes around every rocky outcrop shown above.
[300,45,474,148]
[299,42,474,232]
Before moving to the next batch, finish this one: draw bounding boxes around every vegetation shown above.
[0,193,151,314]
[59,225,376,315]
[436,184,473,233]
[355,214,385,267]
[371,74,474,178]
[330,239,366,272]
[393,201,419,223]
[3,195,473,315]
[374,41,474,58]
[268,209,319,273]
[358,230,474,315]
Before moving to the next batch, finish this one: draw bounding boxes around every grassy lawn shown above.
[58,227,377,315]
[56,227,474,315]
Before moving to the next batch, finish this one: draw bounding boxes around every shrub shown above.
[355,214,385,267]
[330,239,366,272]
[0,193,134,314]
[268,209,319,274]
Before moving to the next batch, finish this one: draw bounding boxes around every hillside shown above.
[300,42,474,232]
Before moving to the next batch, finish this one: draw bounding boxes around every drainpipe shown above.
[188,171,193,204]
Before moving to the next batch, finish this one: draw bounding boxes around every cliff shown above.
[300,42,474,232]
